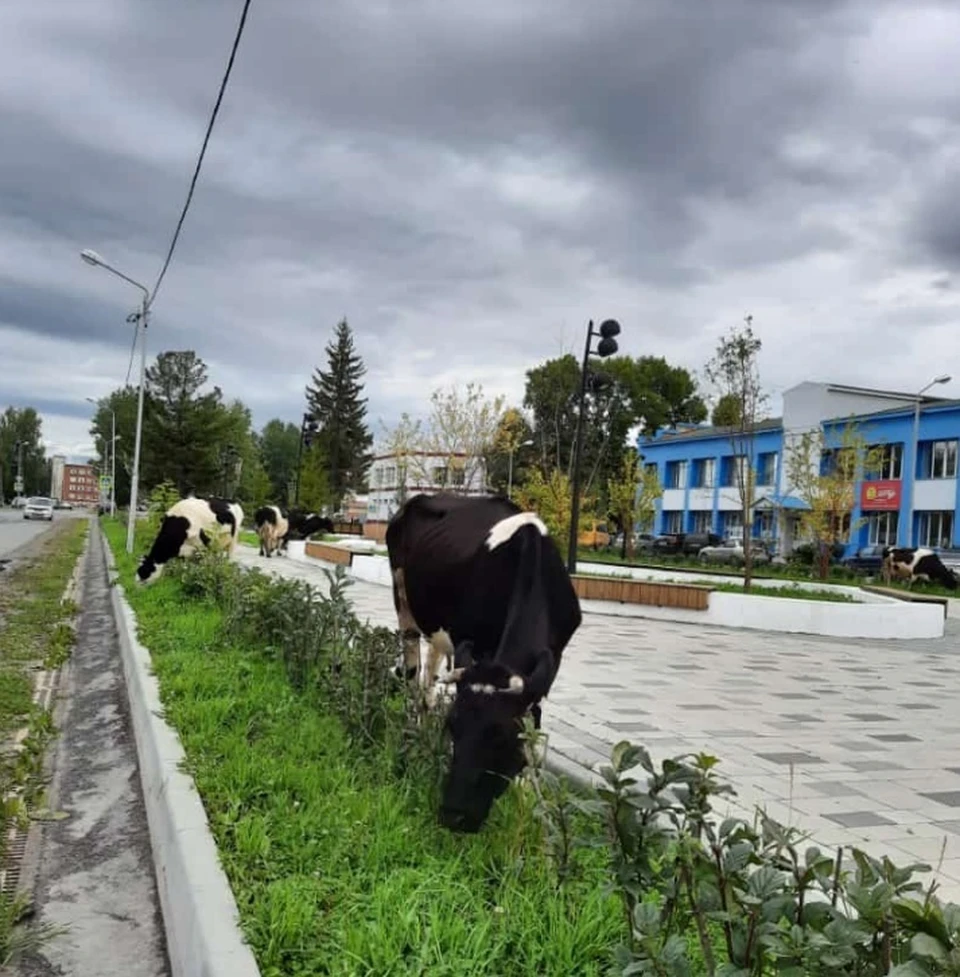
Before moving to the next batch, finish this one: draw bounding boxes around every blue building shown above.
[638,381,960,556]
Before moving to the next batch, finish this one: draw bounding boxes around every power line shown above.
[149,0,253,305]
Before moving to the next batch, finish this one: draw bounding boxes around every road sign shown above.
[13,476,23,494]
[99,475,113,492]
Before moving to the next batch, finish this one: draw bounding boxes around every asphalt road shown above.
[0,508,85,560]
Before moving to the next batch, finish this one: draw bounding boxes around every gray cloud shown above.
[2,0,960,462]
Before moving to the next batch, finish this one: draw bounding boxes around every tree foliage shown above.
[607,448,663,559]
[297,444,334,512]
[704,317,768,590]
[305,318,373,505]
[0,407,48,500]
[711,392,743,427]
[487,407,536,496]
[786,421,884,580]
[421,382,504,494]
[89,387,139,506]
[522,354,706,506]
[258,419,301,505]
[516,467,593,555]
[378,412,426,509]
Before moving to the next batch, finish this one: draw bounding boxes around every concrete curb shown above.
[100,527,261,977]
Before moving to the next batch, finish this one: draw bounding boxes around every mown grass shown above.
[0,516,88,965]
[104,519,626,977]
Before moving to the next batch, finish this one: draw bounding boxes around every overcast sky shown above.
[2,0,960,462]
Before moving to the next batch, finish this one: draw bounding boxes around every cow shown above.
[254,504,288,558]
[281,510,335,551]
[882,546,958,590]
[386,492,582,834]
[136,496,244,585]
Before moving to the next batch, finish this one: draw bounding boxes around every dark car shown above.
[841,545,886,574]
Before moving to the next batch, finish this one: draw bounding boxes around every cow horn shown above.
[440,667,467,683]
[504,674,525,694]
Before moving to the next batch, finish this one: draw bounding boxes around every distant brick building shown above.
[60,463,100,506]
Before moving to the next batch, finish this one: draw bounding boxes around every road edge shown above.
[100,526,261,977]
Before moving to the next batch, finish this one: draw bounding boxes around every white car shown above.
[23,497,55,521]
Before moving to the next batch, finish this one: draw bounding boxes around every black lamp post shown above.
[566,318,621,574]
[294,412,321,506]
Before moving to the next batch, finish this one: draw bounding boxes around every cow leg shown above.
[391,569,422,682]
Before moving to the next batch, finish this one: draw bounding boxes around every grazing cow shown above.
[281,510,335,550]
[386,492,582,833]
[254,504,288,558]
[882,546,958,590]
[136,496,244,585]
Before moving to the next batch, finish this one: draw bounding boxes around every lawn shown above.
[104,519,624,976]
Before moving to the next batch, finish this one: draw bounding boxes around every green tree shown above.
[378,412,426,509]
[0,407,48,500]
[298,444,333,512]
[516,467,593,556]
[704,316,767,590]
[711,392,743,427]
[786,421,884,580]
[606,448,663,559]
[258,418,301,504]
[142,350,234,496]
[305,319,373,506]
[88,387,140,506]
[487,407,536,497]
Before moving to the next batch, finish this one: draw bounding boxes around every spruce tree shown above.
[305,318,373,506]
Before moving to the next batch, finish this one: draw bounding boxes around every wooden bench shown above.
[305,541,353,566]
[572,575,711,611]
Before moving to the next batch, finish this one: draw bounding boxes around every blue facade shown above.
[638,400,960,555]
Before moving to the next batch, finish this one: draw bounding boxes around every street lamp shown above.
[567,318,621,574]
[908,373,952,547]
[86,397,119,518]
[80,249,150,554]
[294,413,321,506]
[507,438,534,500]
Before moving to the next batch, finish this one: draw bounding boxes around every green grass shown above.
[239,529,259,547]
[104,519,625,977]
[0,517,88,964]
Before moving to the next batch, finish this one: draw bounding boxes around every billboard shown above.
[860,479,901,511]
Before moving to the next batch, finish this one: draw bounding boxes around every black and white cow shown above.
[254,504,288,557]
[281,510,335,550]
[882,546,958,590]
[136,496,244,585]
[386,492,582,833]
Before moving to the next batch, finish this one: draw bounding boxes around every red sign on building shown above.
[860,479,902,511]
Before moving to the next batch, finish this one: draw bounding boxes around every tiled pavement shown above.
[235,546,960,900]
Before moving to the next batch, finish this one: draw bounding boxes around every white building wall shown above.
[366,452,488,522]
[913,479,957,511]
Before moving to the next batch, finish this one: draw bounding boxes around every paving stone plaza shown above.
[235,547,960,900]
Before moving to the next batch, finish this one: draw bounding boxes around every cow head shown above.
[436,657,536,833]
[135,555,163,585]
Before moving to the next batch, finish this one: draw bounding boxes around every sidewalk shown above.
[16,529,170,977]
[235,544,960,901]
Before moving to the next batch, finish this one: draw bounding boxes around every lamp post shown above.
[80,249,150,554]
[567,318,621,574]
[908,373,952,547]
[86,397,119,517]
[507,438,534,500]
[294,413,321,506]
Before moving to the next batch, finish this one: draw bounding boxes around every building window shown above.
[917,511,954,549]
[756,452,777,486]
[868,443,903,480]
[722,511,743,539]
[867,511,899,546]
[692,458,715,489]
[720,455,746,488]
[383,466,396,486]
[754,511,773,537]
[922,440,958,480]
[663,510,683,534]
[690,511,712,533]
[665,460,687,489]
[431,466,448,487]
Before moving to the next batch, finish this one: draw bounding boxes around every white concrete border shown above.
[272,545,945,640]
[101,528,261,977]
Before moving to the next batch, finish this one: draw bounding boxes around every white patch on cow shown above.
[486,512,549,551]
[469,682,498,694]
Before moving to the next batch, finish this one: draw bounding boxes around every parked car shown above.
[578,519,610,549]
[840,545,886,574]
[23,497,55,521]
[698,538,771,566]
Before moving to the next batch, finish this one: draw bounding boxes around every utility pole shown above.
[13,440,25,499]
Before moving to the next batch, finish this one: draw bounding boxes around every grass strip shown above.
[0,517,88,965]
[104,519,625,977]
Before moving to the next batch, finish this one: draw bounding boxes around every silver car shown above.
[23,496,55,521]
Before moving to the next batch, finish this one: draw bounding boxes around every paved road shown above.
[0,508,90,560]
[235,545,960,902]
